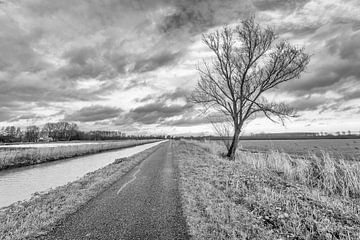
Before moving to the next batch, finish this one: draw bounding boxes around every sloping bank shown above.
[0,142,165,240]
[0,139,158,170]
[175,141,360,240]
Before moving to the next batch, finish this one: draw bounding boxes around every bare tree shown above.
[191,17,310,159]
[25,125,40,142]
[42,122,79,141]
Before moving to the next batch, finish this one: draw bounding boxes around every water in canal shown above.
[0,141,164,208]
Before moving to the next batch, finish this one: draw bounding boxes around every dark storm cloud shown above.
[283,56,360,95]
[137,88,189,102]
[58,45,183,81]
[116,85,194,126]
[124,77,149,90]
[0,102,42,123]
[288,96,328,111]
[0,75,115,104]
[9,113,44,122]
[252,0,309,12]
[159,0,248,34]
[132,50,183,73]
[162,116,208,126]
[317,102,357,114]
[282,63,357,93]
[64,105,122,122]
[344,89,360,101]
[116,97,193,125]
[279,23,360,113]
[58,46,111,80]
[326,30,360,60]
[0,14,47,73]
[127,102,192,125]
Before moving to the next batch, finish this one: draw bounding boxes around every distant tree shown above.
[62,122,79,141]
[0,127,5,142]
[25,125,40,142]
[15,127,22,141]
[42,122,57,140]
[5,126,16,139]
[42,122,79,141]
[191,17,310,158]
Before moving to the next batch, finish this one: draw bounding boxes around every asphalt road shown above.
[43,141,189,240]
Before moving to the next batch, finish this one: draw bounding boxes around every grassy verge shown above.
[175,141,360,239]
[0,142,164,240]
[0,139,158,170]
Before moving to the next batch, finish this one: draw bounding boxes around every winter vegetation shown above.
[176,140,360,239]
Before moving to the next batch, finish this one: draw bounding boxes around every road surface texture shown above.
[43,141,189,240]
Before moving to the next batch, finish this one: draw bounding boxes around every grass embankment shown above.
[175,141,360,239]
[0,139,158,170]
[0,142,164,240]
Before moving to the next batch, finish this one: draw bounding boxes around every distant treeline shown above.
[0,122,166,143]
[179,131,360,141]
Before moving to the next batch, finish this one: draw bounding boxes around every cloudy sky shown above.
[1,0,360,135]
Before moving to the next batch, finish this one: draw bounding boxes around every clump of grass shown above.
[308,152,360,197]
[0,139,157,170]
[243,149,360,198]
[0,143,164,240]
[176,141,360,240]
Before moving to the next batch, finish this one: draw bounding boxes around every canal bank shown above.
[0,141,166,240]
[0,141,164,208]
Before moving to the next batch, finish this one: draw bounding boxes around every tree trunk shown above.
[226,126,241,159]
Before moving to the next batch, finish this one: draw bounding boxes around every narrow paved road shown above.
[44,141,189,240]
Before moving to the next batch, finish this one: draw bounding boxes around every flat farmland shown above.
[236,138,360,160]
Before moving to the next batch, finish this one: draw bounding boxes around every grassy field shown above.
[0,139,158,170]
[175,140,360,239]
[0,142,164,240]
[236,139,360,160]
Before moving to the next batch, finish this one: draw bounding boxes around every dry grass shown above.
[237,139,360,160]
[175,141,360,240]
[0,139,157,170]
[0,142,164,240]
[246,150,360,198]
